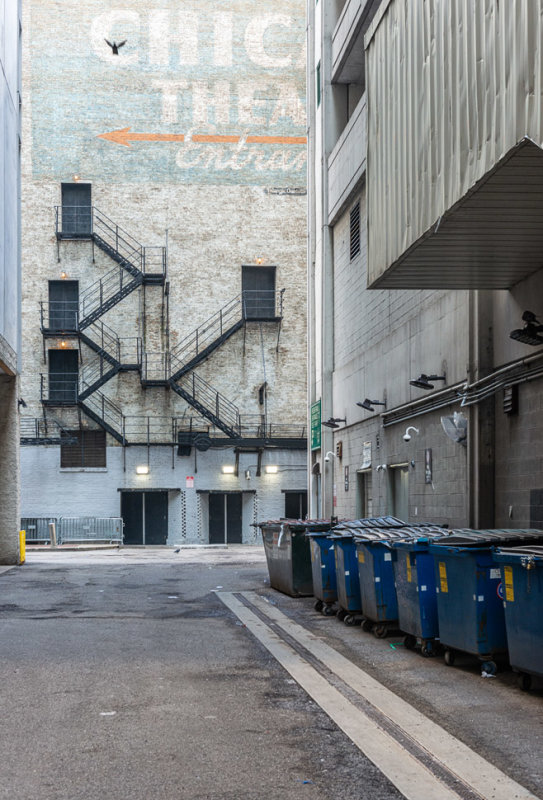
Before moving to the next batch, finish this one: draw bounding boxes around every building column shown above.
[0,375,20,564]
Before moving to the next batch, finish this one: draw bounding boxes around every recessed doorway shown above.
[209,493,242,544]
[120,491,168,545]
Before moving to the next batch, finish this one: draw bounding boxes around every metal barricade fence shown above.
[20,517,123,545]
[57,518,123,545]
[21,518,57,543]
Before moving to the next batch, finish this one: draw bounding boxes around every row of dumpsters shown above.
[257,517,543,691]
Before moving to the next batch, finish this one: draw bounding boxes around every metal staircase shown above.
[169,290,283,380]
[79,389,126,445]
[170,372,241,438]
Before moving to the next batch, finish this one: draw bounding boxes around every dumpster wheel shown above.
[343,614,357,626]
[336,608,347,622]
[480,660,497,676]
[322,604,336,617]
[420,641,435,658]
[314,599,324,613]
[444,649,456,666]
[403,634,417,651]
[517,672,532,692]
[372,624,388,639]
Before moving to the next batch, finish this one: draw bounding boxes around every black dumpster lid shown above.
[255,519,334,532]
[431,529,543,547]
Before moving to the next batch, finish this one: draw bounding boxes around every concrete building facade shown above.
[308,0,543,530]
[20,1,308,545]
[0,0,22,563]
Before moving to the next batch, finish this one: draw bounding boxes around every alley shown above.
[0,548,541,800]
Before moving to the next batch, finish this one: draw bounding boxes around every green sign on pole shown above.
[311,399,321,450]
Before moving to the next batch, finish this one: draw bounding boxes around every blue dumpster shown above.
[329,532,362,624]
[429,529,543,674]
[306,530,336,614]
[356,525,445,638]
[258,520,331,597]
[494,545,543,690]
[392,529,450,656]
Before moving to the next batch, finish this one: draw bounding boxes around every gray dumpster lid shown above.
[431,529,543,547]
[350,525,449,543]
[333,516,407,531]
[495,544,543,559]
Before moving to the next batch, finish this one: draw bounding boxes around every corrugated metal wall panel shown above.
[366,0,543,285]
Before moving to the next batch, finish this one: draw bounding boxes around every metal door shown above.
[390,466,409,523]
[48,349,78,402]
[121,492,168,545]
[209,493,242,543]
[48,280,79,330]
[145,492,168,545]
[242,266,276,319]
[61,183,92,236]
[121,493,143,545]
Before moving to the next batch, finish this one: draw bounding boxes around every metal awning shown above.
[368,138,543,289]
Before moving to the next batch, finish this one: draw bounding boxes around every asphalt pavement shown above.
[0,547,541,800]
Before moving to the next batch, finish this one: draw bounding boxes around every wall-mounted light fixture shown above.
[255,257,264,265]
[222,465,236,474]
[245,469,251,480]
[409,374,446,390]
[60,271,68,280]
[403,426,419,442]
[322,417,346,429]
[72,175,81,182]
[357,398,386,412]
[136,465,149,475]
[264,465,278,474]
[59,340,67,349]
[510,311,543,346]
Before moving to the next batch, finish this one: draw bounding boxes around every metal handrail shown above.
[143,352,169,382]
[170,290,284,376]
[40,301,79,331]
[40,373,79,403]
[175,372,241,432]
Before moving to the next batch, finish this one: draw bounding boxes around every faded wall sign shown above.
[31,1,307,185]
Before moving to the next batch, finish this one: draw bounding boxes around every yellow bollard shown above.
[19,530,26,564]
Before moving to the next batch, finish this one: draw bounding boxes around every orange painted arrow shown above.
[97,128,186,147]
[98,128,307,147]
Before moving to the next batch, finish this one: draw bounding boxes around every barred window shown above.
[350,201,361,260]
[61,430,106,468]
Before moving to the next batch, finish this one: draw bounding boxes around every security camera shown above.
[324,455,330,462]
[403,426,419,443]
[403,433,411,442]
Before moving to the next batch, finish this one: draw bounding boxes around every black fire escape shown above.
[31,205,305,448]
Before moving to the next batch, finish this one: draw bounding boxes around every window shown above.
[61,430,106,468]
[316,61,321,107]
[48,349,78,403]
[242,265,277,319]
[350,201,360,260]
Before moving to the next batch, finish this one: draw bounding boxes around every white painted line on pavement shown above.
[218,591,462,800]
[243,591,539,800]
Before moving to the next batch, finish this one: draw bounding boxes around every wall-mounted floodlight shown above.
[357,398,386,412]
[322,417,346,429]
[264,465,278,474]
[510,311,543,346]
[136,465,149,475]
[409,374,446,390]
[222,465,236,474]
[403,426,419,442]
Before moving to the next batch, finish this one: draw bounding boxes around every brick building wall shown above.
[20,0,308,542]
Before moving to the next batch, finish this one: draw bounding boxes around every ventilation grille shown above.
[350,202,361,260]
[61,430,106,468]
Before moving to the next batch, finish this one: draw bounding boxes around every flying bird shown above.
[105,39,126,55]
